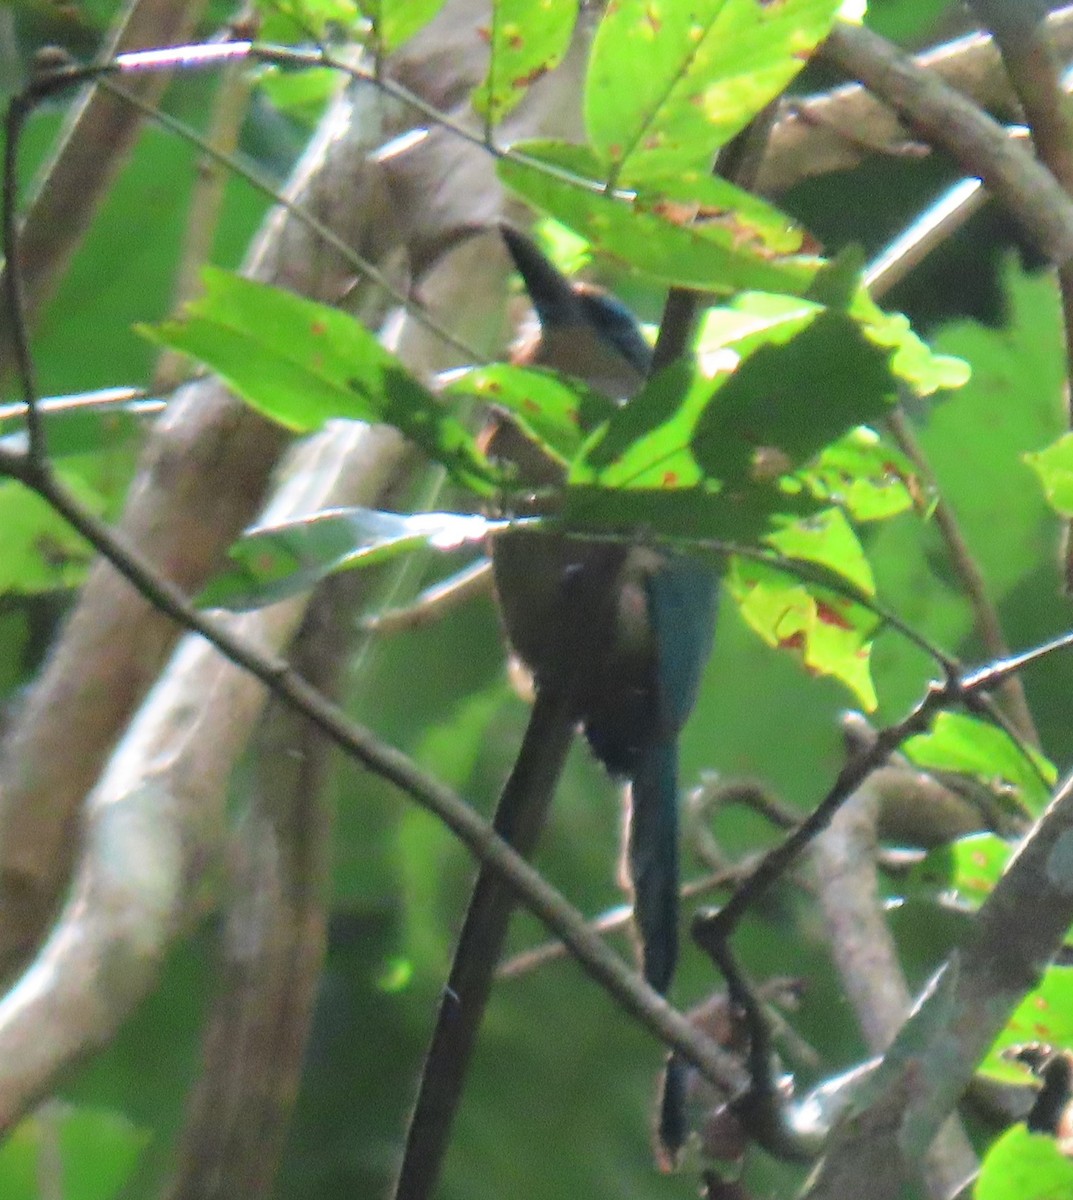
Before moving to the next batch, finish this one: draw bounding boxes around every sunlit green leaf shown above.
[584,0,842,184]
[256,65,342,125]
[446,364,615,464]
[766,507,875,595]
[499,141,821,295]
[358,0,446,49]
[975,1126,1073,1200]
[727,555,880,708]
[907,832,1013,911]
[471,0,577,124]
[200,507,493,611]
[1025,432,1073,518]
[849,286,971,396]
[255,0,363,40]
[800,427,918,521]
[904,712,1055,816]
[0,474,102,594]
[981,967,1073,1082]
[142,269,498,494]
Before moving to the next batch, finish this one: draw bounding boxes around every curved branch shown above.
[823,20,1073,266]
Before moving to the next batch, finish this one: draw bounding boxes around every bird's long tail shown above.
[626,736,690,1159]
[626,736,680,997]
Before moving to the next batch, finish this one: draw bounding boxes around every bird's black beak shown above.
[499,222,584,329]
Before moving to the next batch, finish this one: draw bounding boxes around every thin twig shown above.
[154,28,254,393]
[886,407,1040,747]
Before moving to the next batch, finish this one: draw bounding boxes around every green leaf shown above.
[200,507,493,611]
[574,308,895,495]
[357,0,446,49]
[693,309,898,475]
[695,291,822,360]
[799,426,918,521]
[0,1105,147,1200]
[584,0,843,184]
[0,474,101,594]
[256,0,363,40]
[766,507,875,595]
[976,1126,1073,1200]
[907,832,1013,911]
[142,269,498,494]
[471,0,578,124]
[256,65,342,125]
[981,967,1073,1082]
[727,554,880,709]
[848,286,971,396]
[1025,432,1073,517]
[904,712,1055,816]
[446,364,616,465]
[499,141,821,295]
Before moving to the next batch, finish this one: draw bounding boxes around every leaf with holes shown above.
[727,554,880,709]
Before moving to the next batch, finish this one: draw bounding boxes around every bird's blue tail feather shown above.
[628,736,680,996]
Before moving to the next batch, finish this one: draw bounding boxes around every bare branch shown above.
[807,765,1073,1198]
[163,575,351,1200]
[823,20,1073,266]
[811,778,977,1199]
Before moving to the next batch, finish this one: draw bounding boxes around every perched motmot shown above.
[490,224,720,1003]
[395,228,718,1199]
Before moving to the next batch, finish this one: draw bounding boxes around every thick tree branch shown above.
[163,576,349,1200]
[823,20,1073,267]
[806,764,1073,1198]
[811,779,976,1199]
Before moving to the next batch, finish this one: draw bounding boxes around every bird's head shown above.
[500,224,652,400]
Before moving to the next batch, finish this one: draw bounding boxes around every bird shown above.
[489,222,720,1005]
[394,226,718,1199]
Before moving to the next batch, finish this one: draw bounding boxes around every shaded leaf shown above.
[584,0,843,184]
[201,507,494,611]
[572,309,896,498]
[142,269,498,494]
[472,0,578,124]
[0,1105,148,1200]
